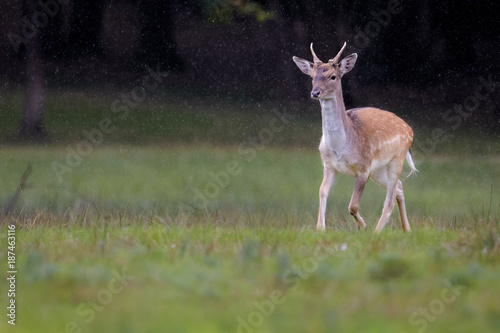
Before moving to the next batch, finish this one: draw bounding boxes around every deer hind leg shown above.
[317,167,336,231]
[374,181,398,233]
[348,173,369,230]
[372,160,404,233]
[395,180,411,232]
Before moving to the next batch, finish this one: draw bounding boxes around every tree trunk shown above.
[270,0,308,101]
[137,0,184,72]
[66,0,105,58]
[19,1,45,141]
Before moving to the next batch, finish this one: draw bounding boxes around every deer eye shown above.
[330,75,336,80]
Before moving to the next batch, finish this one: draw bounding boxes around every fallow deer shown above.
[293,42,418,232]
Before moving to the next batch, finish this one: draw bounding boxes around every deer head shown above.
[293,42,358,99]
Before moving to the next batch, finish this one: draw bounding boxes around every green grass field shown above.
[0,90,499,332]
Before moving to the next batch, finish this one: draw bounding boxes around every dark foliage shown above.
[1,0,498,138]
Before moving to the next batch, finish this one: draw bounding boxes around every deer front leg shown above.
[317,167,336,231]
[349,173,369,230]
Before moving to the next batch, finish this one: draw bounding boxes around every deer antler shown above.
[329,42,347,65]
[310,43,322,64]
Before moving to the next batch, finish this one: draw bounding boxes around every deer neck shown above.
[319,88,354,155]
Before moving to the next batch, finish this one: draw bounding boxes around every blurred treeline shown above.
[0,0,499,140]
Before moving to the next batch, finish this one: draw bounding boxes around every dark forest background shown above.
[0,0,499,141]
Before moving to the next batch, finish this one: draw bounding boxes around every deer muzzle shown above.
[311,88,322,99]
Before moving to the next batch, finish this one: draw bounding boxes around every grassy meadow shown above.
[0,89,499,332]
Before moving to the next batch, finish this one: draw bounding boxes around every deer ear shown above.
[339,53,358,76]
[292,56,314,76]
